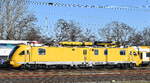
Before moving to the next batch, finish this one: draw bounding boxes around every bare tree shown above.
[128,31,143,45]
[81,28,96,42]
[24,27,42,41]
[99,21,135,45]
[129,27,150,46]
[0,0,38,40]
[142,27,150,45]
[54,19,84,42]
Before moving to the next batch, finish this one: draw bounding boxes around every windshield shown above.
[8,46,19,59]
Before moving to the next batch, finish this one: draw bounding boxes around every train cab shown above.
[9,45,31,67]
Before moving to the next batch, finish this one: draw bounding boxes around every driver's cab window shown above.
[19,50,29,55]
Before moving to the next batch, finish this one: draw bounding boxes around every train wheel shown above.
[23,63,31,70]
[122,64,126,69]
[129,63,134,69]
[120,64,128,69]
[118,64,124,69]
[117,64,121,68]
[125,63,129,69]
[20,64,26,69]
[30,65,37,70]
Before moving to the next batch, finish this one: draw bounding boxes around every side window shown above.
[38,48,46,55]
[146,53,150,57]
[83,50,87,55]
[94,49,99,55]
[120,50,126,55]
[104,49,108,55]
[19,51,25,55]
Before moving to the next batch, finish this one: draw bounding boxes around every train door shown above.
[104,49,108,63]
[25,50,30,63]
[19,50,30,63]
[83,49,87,65]
[128,51,134,63]
[82,49,91,66]
[128,47,141,65]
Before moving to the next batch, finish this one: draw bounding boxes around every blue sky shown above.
[28,0,150,37]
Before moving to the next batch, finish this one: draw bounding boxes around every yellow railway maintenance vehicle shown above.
[8,41,150,69]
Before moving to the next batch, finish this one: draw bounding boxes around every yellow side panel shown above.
[107,48,127,62]
[87,48,106,62]
[31,47,84,62]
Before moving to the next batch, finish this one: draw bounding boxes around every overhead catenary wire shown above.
[25,0,150,10]
[28,0,150,28]
[25,0,150,27]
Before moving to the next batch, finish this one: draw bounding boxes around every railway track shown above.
[0,68,149,83]
[0,67,149,76]
[0,66,150,73]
